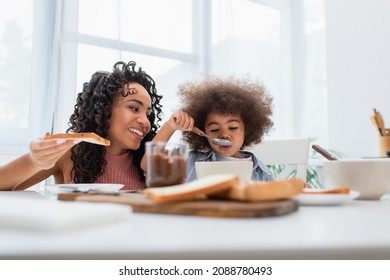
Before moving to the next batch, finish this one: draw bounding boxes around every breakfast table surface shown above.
[1,190,390,260]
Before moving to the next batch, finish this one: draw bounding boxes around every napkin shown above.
[0,196,131,232]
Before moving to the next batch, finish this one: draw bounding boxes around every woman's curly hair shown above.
[67,61,162,183]
[180,76,273,152]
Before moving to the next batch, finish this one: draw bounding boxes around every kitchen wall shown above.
[326,0,390,157]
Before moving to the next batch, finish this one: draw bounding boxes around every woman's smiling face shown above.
[204,112,245,158]
[106,82,152,155]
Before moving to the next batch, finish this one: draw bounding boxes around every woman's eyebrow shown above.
[126,99,152,111]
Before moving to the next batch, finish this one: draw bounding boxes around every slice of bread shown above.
[302,186,350,194]
[212,178,306,202]
[144,174,239,203]
[44,133,110,146]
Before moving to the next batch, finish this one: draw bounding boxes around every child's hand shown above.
[29,133,77,170]
[169,111,194,132]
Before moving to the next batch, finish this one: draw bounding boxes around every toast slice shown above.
[302,186,350,194]
[44,133,110,146]
[212,178,306,202]
[144,174,239,203]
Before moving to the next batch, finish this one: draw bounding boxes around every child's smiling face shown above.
[204,112,245,158]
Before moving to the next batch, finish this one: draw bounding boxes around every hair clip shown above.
[127,87,137,95]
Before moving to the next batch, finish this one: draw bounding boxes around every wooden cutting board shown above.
[58,192,298,218]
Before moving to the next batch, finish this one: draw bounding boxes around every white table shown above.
[1,191,390,259]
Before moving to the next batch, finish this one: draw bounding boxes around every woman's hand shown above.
[29,133,77,170]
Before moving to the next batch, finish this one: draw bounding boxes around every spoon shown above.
[192,127,232,147]
[312,144,338,161]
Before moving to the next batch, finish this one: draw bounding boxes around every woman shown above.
[0,60,162,190]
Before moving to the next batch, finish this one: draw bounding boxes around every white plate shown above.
[44,183,124,194]
[294,190,360,206]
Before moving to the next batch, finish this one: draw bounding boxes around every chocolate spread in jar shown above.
[147,154,187,187]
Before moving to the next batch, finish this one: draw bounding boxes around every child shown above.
[141,75,274,182]
[0,60,162,191]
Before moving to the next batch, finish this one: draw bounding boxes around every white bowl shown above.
[323,159,390,200]
[195,161,253,183]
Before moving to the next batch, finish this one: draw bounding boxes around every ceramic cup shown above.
[323,159,390,200]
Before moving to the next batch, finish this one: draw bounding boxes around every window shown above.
[0,0,327,162]
[210,0,289,137]
[53,0,197,133]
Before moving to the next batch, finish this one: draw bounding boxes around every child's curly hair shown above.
[180,76,273,152]
[67,61,163,183]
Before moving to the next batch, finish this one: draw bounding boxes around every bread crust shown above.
[144,174,239,203]
[302,186,350,194]
[44,133,110,146]
[220,178,306,202]
[144,176,305,203]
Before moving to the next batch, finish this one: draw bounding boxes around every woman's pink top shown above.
[94,152,146,190]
